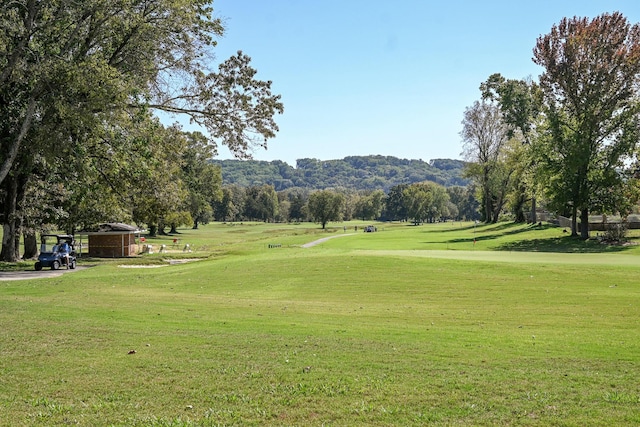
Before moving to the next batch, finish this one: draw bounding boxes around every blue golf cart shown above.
[34,234,77,271]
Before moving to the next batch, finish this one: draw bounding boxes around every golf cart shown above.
[35,234,77,271]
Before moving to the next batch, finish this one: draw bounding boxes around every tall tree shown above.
[275,193,291,223]
[0,1,283,260]
[447,185,480,221]
[213,185,245,222]
[403,182,450,224]
[244,185,278,222]
[307,190,344,229]
[128,122,188,236]
[181,131,223,229]
[353,190,385,221]
[480,73,542,222]
[279,188,309,222]
[460,101,511,223]
[289,193,307,222]
[533,12,640,239]
[384,184,409,221]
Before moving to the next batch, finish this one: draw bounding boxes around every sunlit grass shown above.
[1,221,639,425]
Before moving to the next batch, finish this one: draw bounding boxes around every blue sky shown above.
[199,1,640,166]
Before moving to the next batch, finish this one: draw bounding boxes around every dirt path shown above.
[302,233,355,248]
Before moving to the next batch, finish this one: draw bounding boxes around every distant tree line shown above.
[213,182,479,227]
[212,156,469,192]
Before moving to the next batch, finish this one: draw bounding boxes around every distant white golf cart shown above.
[34,234,77,271]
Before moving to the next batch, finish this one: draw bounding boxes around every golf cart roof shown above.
[40,234,74,242]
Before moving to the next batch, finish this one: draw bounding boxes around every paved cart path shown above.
[302,233,355,248]
[0,266,91,281]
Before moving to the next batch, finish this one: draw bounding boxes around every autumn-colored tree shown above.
[533,12,640,238]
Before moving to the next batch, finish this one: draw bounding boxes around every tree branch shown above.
[0,96,37,185]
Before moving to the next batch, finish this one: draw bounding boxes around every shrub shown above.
[602,222,628,243]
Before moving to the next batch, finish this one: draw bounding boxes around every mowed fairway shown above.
[1,222,639,426]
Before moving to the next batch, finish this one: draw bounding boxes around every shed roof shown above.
[78,223,142,235]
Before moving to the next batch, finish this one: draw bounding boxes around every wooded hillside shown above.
[212,155,468,191]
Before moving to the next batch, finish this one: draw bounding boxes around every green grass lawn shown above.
[1,221,639,426]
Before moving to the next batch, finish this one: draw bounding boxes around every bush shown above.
[602,222,628,243]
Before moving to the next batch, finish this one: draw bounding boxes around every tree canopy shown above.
[458,12,640,232]
[460,101,512,223]
[1,1,282,182]
[402,182,450,224]
[533,12,640,238]
[307,190,344,229]
[0,0,283,260]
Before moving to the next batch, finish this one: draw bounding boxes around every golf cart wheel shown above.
[70,260,76,270]
[52,260,60,270]
[35,262,42,271]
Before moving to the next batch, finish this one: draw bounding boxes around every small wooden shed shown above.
[78,223,142,258]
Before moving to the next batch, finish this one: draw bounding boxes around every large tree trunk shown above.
[571,205,578,237]
[482,166,492,223]
[580,208,590,240]
[513,195,526,223]
[490,194,499,223]
[23,231,37,259]
[484,194,492,223]
[512,184,527,223]
[14,168,30,259]
[483,192,493,223]
[1,175,19,262]
[530,196,537,224]
[1,223,18,262]
[492,191,507,224]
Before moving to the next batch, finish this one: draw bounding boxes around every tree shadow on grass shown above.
[439,234,502,245]
[495,236,636,253]
[436,223,555,245]
[437,224,478,233]
[429,222,638,253]
[487,222,560,234]
[426,221,537,234]
[483,222,525,232]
